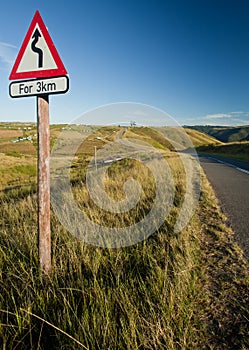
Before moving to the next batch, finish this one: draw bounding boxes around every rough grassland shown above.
[0,170,248,348]
[0,124,248,349]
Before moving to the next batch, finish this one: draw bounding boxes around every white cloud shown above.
[205,113,230,119]
[185,111,249,126]
[0,42,17,70]
[230,111,246,115]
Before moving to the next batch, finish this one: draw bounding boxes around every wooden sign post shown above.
[37,95,51,273]
[9,10,69,274]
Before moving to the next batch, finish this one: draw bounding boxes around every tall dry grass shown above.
[0,151,208,349]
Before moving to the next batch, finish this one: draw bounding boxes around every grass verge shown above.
[197,142,249,162]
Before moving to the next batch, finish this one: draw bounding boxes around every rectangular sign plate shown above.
[9,75,69,98]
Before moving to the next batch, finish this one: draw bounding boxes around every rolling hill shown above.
[186,125,249,143]
[184,128,222,147]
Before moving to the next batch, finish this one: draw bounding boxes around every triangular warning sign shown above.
[9,10,67,80]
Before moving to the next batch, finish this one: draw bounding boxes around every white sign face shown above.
[17,25,58,74]
[9,76,69,98]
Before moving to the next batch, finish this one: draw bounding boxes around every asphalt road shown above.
[199,155,249,260]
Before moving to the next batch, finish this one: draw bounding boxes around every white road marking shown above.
[236,167,249,175]
[207,156,249,175]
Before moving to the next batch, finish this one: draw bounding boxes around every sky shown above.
[0,0,249,126]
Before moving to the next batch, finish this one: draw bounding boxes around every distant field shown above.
[0,153,36,191]
[1,122,247,191]
[0,129,23,140]
[0,123,37,157]
[0,123,64,192]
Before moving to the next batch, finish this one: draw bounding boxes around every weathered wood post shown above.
[37,94,51,274]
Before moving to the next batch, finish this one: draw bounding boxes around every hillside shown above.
[184,128,222,147]
[198,141,249,162]
[149,127,220,151]
[186,125,249,143]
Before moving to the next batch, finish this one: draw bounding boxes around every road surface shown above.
[199,155,249,259]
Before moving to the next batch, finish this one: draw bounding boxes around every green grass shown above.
[0,153,37,191]
[0,124,248,349]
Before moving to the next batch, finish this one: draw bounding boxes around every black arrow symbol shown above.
[31,28,43,68]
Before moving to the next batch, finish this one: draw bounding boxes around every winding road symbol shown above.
[9,10,68,80]
[31,28,43,68]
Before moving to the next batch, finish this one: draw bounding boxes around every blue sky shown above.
[0,0,249,126]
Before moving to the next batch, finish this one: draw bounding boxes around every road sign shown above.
[8,10,70,274]
[9,10,67,80]
[9,76,69,98]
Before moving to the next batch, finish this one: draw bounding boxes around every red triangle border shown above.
[9,10,67,80]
